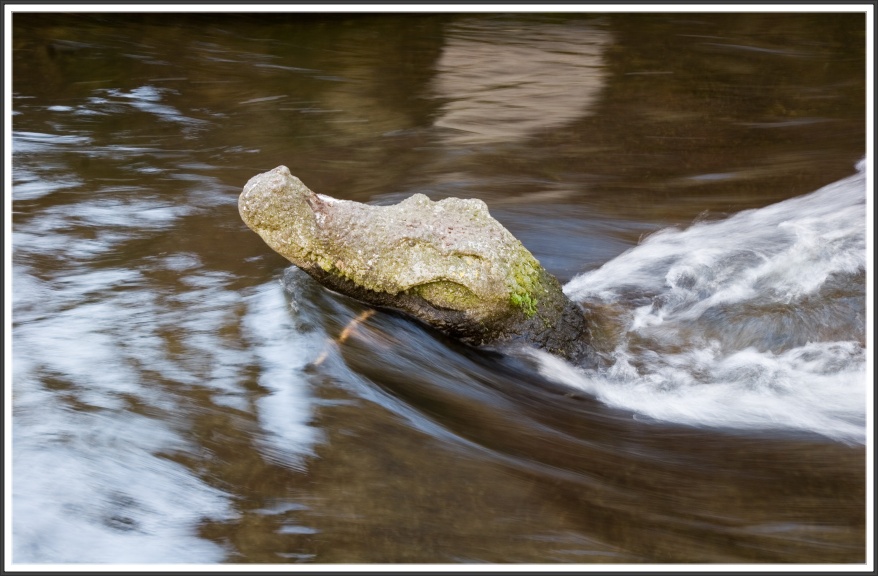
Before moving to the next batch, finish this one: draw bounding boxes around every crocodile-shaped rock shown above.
[239,165,594,363]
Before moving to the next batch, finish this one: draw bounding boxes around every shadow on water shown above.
[11,11,866,565]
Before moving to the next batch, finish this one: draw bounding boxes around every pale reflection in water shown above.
[433,18,611,144]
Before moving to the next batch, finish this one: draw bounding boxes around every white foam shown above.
[566,162,866,305]
[556,162,867,442]
[533,340,865,442]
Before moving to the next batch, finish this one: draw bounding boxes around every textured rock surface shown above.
[239,165,593,362]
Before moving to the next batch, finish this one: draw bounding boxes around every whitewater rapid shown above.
[535,160,869,443]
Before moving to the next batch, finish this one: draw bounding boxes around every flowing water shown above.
[9,12,869,564]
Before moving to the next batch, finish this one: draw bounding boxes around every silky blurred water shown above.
[9,12,868,565]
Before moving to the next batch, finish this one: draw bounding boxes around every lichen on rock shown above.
[240,165,592,362]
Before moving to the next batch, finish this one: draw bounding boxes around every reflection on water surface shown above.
[10,12,867,565]
[432,17,611,144]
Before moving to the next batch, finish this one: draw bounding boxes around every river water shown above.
[9,12,869,565]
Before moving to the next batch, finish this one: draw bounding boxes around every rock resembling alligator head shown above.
[239,166,590,361]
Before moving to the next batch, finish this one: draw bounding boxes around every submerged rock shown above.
[239,166,593,363]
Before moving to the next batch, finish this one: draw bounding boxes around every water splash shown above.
[545,160,867,442]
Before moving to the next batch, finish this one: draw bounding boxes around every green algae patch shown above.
[504,246,545,317]
[510,291,538,318]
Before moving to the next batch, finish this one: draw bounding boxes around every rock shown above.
[239,165,593,363]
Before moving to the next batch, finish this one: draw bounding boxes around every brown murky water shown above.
[11,12,867,564]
